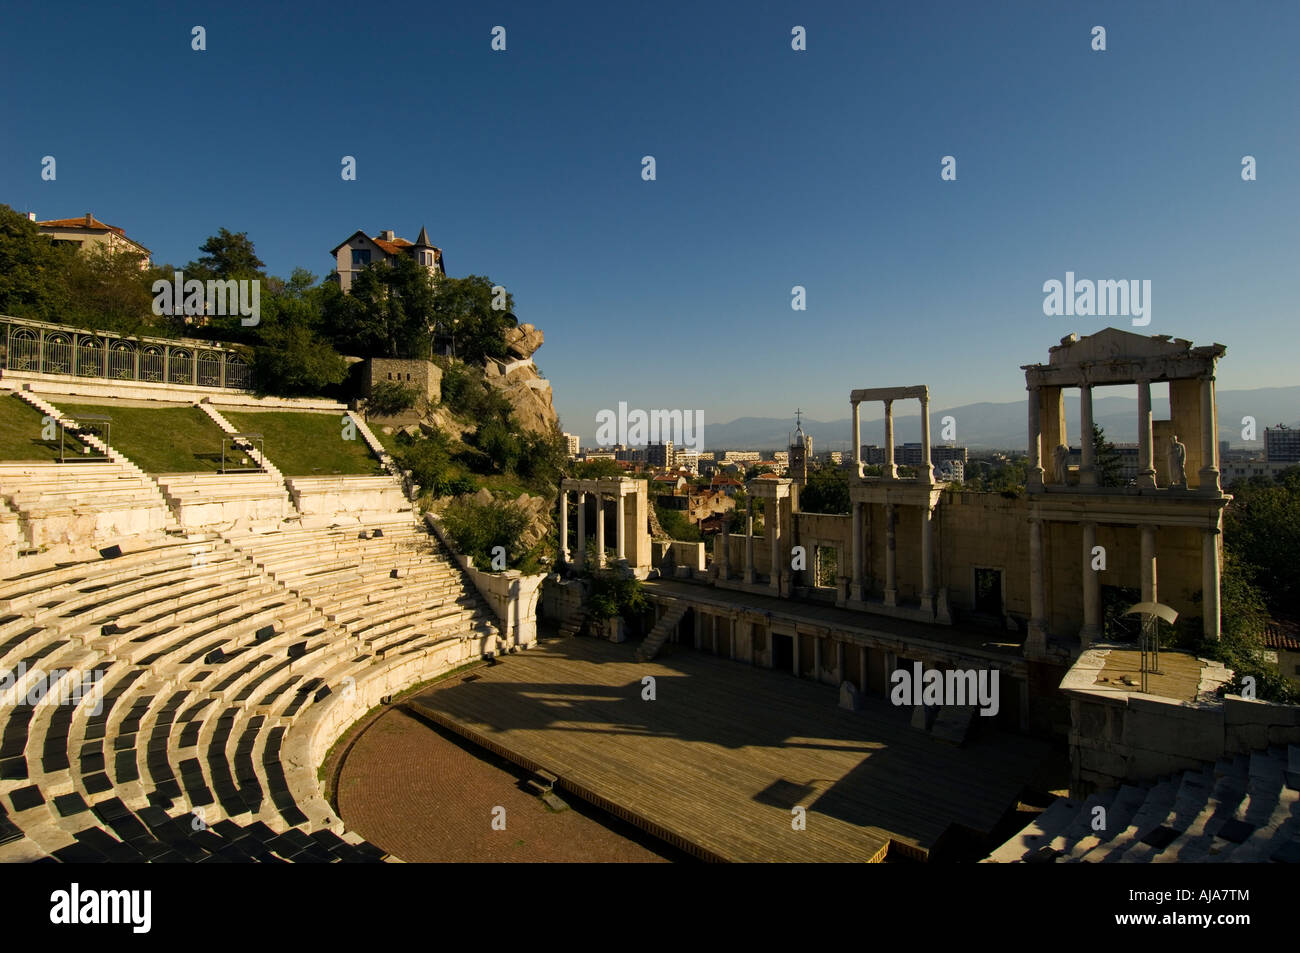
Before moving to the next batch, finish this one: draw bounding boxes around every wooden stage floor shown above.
[410,636,1050,862]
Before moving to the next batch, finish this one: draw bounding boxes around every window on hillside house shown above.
[352,249,371,269]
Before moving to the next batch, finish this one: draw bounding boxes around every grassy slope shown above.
[56,402,228,473]
[0,394,89,461]
[223,410,384,476]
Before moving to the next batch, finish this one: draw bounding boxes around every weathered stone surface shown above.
[838,680,862,711]
[484,362,560,436]
[504,323,544,360]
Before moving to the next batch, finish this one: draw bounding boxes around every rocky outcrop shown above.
[484,354,560,436]
[504,323,544,360]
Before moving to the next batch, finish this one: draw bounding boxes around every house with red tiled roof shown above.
[35,212,151,268]
[330,226,444,293]
[1263,620,1300,690]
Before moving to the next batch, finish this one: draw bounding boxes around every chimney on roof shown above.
[85,213,93,227]
[380,229,395,241]
[26,212,35,222]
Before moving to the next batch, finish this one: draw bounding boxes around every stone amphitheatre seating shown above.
[0,512,503,862]
[155,472,291,530]
[285,476,411,526]
[0,462,174,551]
[984,746,1300,863]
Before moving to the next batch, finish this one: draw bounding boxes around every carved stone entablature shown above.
[1021,328,1225,388]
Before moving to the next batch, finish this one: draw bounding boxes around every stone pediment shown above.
[1048,328,1199,366]
[1023,328,1225,386]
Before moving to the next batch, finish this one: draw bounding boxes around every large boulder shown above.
[485,361,560,435]
[504,323,544,360]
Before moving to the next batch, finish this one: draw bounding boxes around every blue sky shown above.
[3,1,1296,444]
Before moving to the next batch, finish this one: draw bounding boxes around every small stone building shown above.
[365,358,442,411]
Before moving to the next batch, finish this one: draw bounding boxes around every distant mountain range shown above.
[700,386,1300,452]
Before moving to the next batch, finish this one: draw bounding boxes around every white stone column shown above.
[744,504,755,584]
[1140,524,1157,603]
[595,494,606,568]
[576,491,587,570]
[558,490,569,564]
[920,501,935,613]
[1079,384,1097,486]
[615,490,626,563]
[1199,377,1220,493]
[1027,385,1043,488]
[850,500,864,601]
[884,503,897,606]
[883,400,897,479]
[852,400,862,477]
[1137,380,1156,488]
[918,394,934,484]
[1027,517,1047,652]
[769,499,781,593]
[1080,521,1101,645]
[1203,525,1222,641]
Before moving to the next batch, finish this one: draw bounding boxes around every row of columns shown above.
[850,395,934,483]
[1027,517,1223,649]
[559,488,626,570]
[846,500,933,609]
[1027,376,1220,492]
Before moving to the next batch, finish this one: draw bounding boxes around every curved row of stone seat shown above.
[227,521,496,658]
[0,535,399,861]
[155,472,292,530]
[0,462,173,549]
[0,517,503,862]
[984,745,1300,863]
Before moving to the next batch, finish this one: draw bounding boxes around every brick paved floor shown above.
[335,706,678,862]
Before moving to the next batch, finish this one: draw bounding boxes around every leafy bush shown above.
[440,496,530,572]
[393,429,479,497]
[585,570,648,621]
[369,379,419,416]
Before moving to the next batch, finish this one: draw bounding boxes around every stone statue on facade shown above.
[1052,443,1069,484]
[1168,434,1187,486]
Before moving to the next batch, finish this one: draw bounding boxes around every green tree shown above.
[1092,423,1125,487]
[0,204,70,321]
[800,466,850,514]
[324,255,436,358]
[571,458,623,479]
[430,275,516,364]
[185,228,266,281]
[61,244,155,335]
[368,380,419,416]
[250,322,347,396]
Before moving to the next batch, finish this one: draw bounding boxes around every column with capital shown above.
[852,400,862,477]
[850,500,864,601]
[1079,384,1097,486]
[558,489,569,564]
[594,493,606,568]
[769,499,781,593]
[1080,521,1101,645]
[883,401,897,479]
[1027,385,1044,488]
[1199,376,1221,493]
[918,393,934,484]
[575,491,587,571]
[1202,524,1222,640]
[1137,380,1156,488]
[1027,517,1048,653]
[883,503,897,606]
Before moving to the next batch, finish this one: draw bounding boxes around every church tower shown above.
[789,409,812,487]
